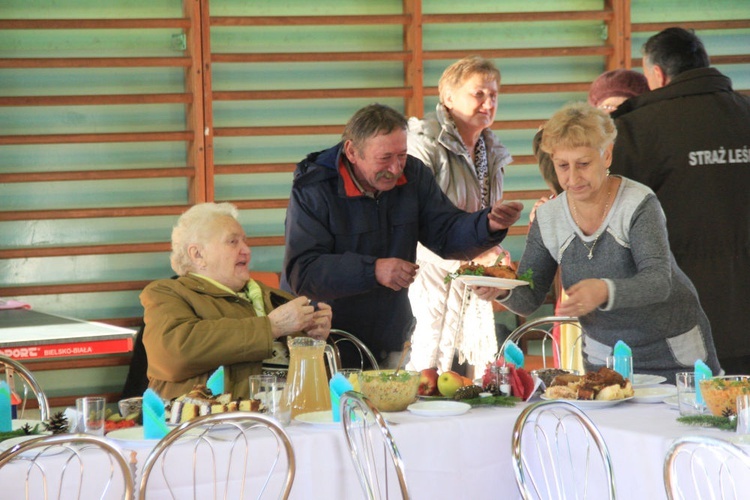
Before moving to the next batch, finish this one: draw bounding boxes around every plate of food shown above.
[446,262,533,290]
[456,276,530,289]
[407,401,471,417]
[540,394,634,409]
[632,385,677,404]
[632,374,667,388]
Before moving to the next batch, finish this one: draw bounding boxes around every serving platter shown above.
[456,276,529,289]
[540,395,633,409]
[407,401,471,417]
[294,411,341,429]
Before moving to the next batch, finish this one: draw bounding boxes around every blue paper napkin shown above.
[0,381,11,432]
[206,365,225,396]
[612,341,632,379]
[329,373,354,423]
[613,340,632,357]
[694,359,712,406]
[143,388,170,440]
[504,341,524,369]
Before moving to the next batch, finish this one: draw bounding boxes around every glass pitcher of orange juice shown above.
[285,337,337,418]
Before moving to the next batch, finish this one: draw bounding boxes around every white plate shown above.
[294,411,341,428]
[456,275,530,289]
[632,374,667,388]
[663,395,679,408]
[632,385,677,403]
[107,426,161,444]
[407,401,471,417]
[540,395,634,408]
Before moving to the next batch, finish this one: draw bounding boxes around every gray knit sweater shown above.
[500,177,721,382]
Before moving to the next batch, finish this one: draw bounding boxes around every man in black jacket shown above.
[611,27,750,374]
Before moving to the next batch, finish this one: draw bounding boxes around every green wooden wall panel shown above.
[0,104,187,135]
[213,134,340,164]
[423,0,603,14]
[0,143,189,173]
[210,0,403,16]
[211,25,405,53]
[213,98,403,127]
[215,173,294,200]
[0,29,183,58]
[0,68,187,97]
[2,0,184,19]
[631,0,750,22]
[1,178,189,210]
[0,217,178,247]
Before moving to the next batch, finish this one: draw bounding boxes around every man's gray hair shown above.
[342,104,408,151]
[170,202,239,275]
[642,27,709,80]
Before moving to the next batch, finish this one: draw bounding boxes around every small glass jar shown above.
[496,365,512,396]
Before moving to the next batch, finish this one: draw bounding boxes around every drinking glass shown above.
[76,396,106,436]
[737,395,750,436]
[606,354,633,382]
[338,369,362,392]
[675,372,704,416]
[249,375,291,425]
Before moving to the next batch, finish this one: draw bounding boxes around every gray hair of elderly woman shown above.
[438,55,501,105]
[170,202,240,276]
[540,102,617,156]
[342,103,408,152]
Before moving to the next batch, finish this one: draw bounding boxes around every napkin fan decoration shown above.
[0,381,12,432]
[329,373,354,423]
[504,341,524,369]
[612,340,632,380]
[694,359,712,406]
[143,388,170,439]
[206,365,225,396]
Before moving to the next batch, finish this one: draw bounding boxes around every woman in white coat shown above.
[406,56,513,375]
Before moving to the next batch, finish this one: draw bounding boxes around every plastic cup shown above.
[675,372,704,416]
[76,396,106,436]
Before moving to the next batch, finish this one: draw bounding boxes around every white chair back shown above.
[0,433,134,499]
[512,400,616,500]
[0,354,50,421]
[138,411,295,500]
[340,391,409,499]
[664,434,750,500]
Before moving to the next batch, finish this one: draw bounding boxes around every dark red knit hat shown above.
[587,69,649,107]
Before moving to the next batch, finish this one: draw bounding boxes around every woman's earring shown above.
[606,168,610,176]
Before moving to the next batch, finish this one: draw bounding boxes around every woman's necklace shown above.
[570,180,612,260]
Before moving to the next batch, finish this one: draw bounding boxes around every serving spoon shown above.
[392,341,411,376]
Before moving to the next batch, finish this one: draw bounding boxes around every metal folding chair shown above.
[340,391,409,500]
[664,434,750,500]
[512,400,616,500]
[0,354,50,421]
[138,411,295,500]
[328,329,380,371]
[497,316,582,371]
[0,433,134,499]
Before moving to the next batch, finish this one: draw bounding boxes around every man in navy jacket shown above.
[282,104,522,367]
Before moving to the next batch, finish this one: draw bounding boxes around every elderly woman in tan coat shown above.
[140,202,331,400]
[406,56,514,375]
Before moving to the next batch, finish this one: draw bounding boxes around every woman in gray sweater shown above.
[475,102,721,382]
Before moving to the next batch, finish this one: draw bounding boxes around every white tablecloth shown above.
[2,397,747,499]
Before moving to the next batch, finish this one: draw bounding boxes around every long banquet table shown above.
[3,395,748,499]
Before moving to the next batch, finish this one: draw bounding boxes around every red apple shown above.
[418,368,439,396]
[437,370,464,398]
